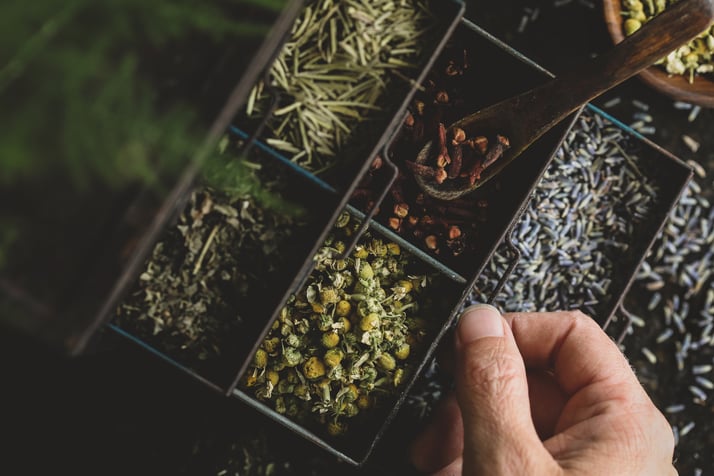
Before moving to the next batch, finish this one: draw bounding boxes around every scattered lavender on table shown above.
[618,173,714,472]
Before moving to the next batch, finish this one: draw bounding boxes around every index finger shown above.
[503,310,639,397]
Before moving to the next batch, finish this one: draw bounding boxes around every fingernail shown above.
[458,304,504,343]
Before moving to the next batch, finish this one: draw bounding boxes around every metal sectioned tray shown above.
[109,11,693,471]
[229,18,581,466]
[108,0,466,395]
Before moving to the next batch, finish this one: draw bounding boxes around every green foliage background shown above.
[1,0,283,187]
[0,0,287,270]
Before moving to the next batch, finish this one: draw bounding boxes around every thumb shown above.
[454,305,553,475]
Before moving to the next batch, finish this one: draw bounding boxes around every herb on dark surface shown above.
[116,141,305,367]
[350,45,491,263]
[242,212,435,437]
[620,173,714,474]
[245,0,437,172]
[407,125,511,187]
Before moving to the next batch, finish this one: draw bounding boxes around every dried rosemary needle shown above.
[246,0,436,172]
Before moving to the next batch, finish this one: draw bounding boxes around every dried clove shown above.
[424,235,438,250]
[466,159,485,186]
[410,121,509,189]
[394,203,410,218]
[444,60,462,76]
[447,143,463,179]
[405,161,447,184]
[348,45,502,262]
[436,123,450,168]
[448,225,462,240]
[482,135,511,169]
[451,127,466,145]
[370,155,384,171]
[434,91,449,104]
[461,136,511,186]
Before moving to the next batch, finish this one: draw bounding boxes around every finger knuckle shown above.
[464,343,522,394]
[564,309,592,324]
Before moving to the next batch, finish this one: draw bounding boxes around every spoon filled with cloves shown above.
[412,0,714,200]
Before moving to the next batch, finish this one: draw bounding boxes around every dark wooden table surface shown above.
[2,2,712,475]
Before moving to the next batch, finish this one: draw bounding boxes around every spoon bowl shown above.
[415,100,523,200]
[414,0,714,200]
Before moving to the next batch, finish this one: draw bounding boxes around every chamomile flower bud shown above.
[304,356,326,380]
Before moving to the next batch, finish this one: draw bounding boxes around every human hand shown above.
[410,305,676,476]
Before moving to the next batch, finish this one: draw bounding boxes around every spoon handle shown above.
[461,0,714,147]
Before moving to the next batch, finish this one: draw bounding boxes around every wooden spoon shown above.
[415,0,714,200]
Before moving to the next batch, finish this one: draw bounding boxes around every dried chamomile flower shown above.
[622,0,714,82]
[242,213,434,437]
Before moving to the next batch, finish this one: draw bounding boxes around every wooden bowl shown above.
[603,0,714,107]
